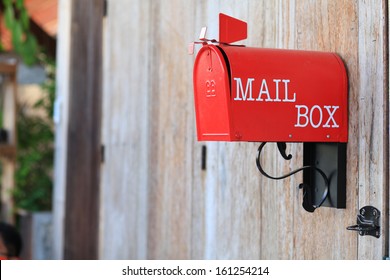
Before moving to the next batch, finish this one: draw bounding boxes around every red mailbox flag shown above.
[219,13,247,44]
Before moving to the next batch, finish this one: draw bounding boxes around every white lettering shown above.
[295,105,340,128]
[309,105,323,128]
[234,77,255,101]
[273,79,282,102]
[295,105,309,127]
[282,79,296,102]
[323,106,339,127]
[256,79,273,101]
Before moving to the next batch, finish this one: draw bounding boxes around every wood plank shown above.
[249,0,297,260]
[357,0,388,259]
[99,0,151,259]
[0,161,15,223]
[52,0,72,260]
[388,0,390,257]
[147,0,195,259]
[191,1,221,260]
[292,0,359,259]
[0,63,17,74]
[215,1,262,260]
[0,144,16,158]
[63,0,103,259]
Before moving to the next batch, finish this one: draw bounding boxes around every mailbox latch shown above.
[347,206,381,238]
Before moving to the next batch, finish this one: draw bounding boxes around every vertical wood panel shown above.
[64,0,103,259]
[191,0,263,260]
[388,0,390,259]
[191,0,220,259]
[357,0,388,259]
[100,0,150,259]
[290,0,359,259]
[147,0,195,259]
[214,1,262,260]
[53,0,72,260]
[249,0,298,260]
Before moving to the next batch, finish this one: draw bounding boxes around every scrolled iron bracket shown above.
[256,142,329,212]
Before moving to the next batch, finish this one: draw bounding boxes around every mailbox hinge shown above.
[347,206,381,238]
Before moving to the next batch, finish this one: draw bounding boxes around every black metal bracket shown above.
[303,142,346,209]
[347,206,381,238]
[256,142,347,212]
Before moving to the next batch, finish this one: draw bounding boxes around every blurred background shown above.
[0,0,388,260]
[0,0,55,259]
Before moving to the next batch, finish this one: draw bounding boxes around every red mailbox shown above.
[191,14,349,212]
[193,15,348,143]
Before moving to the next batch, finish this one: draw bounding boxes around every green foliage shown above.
[1,1,54,211]
[1,0,39,65]
[13,54,55,211]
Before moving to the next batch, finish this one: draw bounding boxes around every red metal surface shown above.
[193,45,232,141]
[193,44,348,143]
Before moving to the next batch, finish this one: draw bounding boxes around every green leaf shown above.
[16,0,25,10]
[3,0,12,6]
[4,5,15,29]
[23,34,39,65]
[20,9,30,30]
[11,21,23,43]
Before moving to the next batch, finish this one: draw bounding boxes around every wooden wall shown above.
[96,0,389,259]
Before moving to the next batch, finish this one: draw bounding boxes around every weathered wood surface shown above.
[52,0,72,260]
[357,0,388,259]
[100,0,151,259]
[99,0,388,259]
[63,0,103,259]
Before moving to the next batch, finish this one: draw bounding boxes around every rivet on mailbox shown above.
[191,13,348,213]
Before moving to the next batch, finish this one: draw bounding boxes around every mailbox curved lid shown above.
[220,45,348,143]
[193,45,233,141]
[193,44,348,143]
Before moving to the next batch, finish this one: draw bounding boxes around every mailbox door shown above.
[193,45,233,141]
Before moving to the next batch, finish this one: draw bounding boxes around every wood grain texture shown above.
[98,0,388,259]
[52,0,73,259]
[52,0,72,260]
[290,0,359,260]
[63,0,103,259]
[99,0,151,260]
[357,0,388,259]
[147,0,195,259]
[250,0,297,260]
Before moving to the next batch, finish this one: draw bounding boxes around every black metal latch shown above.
[347,206,380,238]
